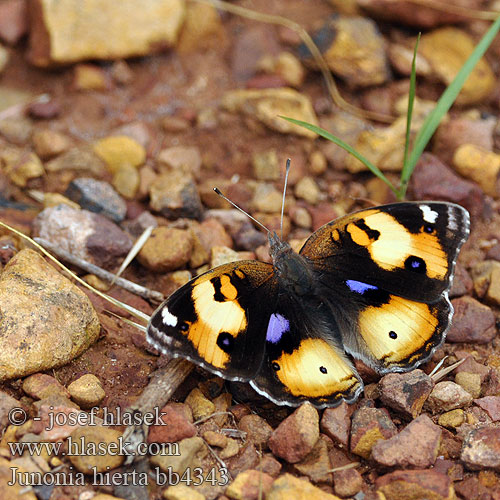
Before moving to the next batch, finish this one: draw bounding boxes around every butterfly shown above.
[147,201,470,408]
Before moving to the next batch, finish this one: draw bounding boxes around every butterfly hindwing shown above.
[147,261,277,381]
[300,202,469,302]
[322,283,452,374]
[250,297,363,408]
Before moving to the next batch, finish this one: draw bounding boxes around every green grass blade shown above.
[400,33,421,200]
[400,15,500,199]
[280,116,398,195]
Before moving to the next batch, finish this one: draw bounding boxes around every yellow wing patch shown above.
[347,211,448,279]
[358,295,438,364]
[185,279,247,369]
[274,338,360,398]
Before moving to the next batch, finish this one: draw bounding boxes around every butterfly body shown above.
[147,202,470,408]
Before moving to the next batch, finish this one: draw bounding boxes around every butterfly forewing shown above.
[300,202,469,302]
[147,260,277,381]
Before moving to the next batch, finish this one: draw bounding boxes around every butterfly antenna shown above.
[213,187,271,234]
[280,158,291,240]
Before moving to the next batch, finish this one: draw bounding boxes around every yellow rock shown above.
[221,88,319,138]
[321,16,389,87]
[42,192,80,209]
[4,151,44,187]
[67,373,106,408]
[28,0,186,66]
[258,52,305,88]
[73,64,109,91]
[163,484,206,500]
[177,1,224,53]
[94,135,146,173]
[184,388,215,421]
[0,249,100,381]
[0,458,37,500]
[453,144,500,197]
[32,129,72,159]
[455,372,482,399]
[345,116,406,173]
[68,426,124,473]
[438,409,465,429]
[267,473,341,500]
[112,163,140,199]
[419,28,495,105]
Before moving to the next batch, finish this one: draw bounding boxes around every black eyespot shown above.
[320,366,328,374]
[389,331,397,339]
[216,332,234,353]
[405,255,426,274]
[179,322,189,332]
[272,362,280,371]
[424,224,434,233]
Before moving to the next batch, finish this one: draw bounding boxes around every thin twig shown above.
[111,226,155,286]
[0,220,148,322]
[328,462,360,473]
[34,237,164,303]
[431,357,467,382]
[121,359,194,464]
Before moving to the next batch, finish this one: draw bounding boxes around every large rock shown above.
[0,249,100,381]
[28,0,185,66]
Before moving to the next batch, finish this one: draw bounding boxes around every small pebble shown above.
[268,402,319,464]
[225,469,274,500]
[112,163,140,199]
[350,405,397,459]
[137,227,193,272]
[238,414,273,449]
[252,149,280,181]
[425,381,473,413]
[68,426,124,473]
[73,63,110,91]
[185,388,215,421]
[93,135,146,173]
[22,374,70,400]
[67,374,105,409]
[378,369,434,418]
[0,117,33,144]
[148,403,196,444]
[376,469,454,500]
[461,427,500,471]
[34,204,132,270]
[371,415,441,468]
[294,176,320,205]
[157,146,202,177]
[150,436,208,476]
[309,150,327,175]
[266,473,337,500]
[149,172,203,220]
[65,177,127,222]
[455,372,482,399]
[32,129,71,159]
[251,183,283,213]
[163,484,205,500]
[438,409,465,429]
[320,401,354,449]
[333,467,363,498]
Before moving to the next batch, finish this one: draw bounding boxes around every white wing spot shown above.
[162,307,178,327]
[420,205,438,224]
[447,205,458,230]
